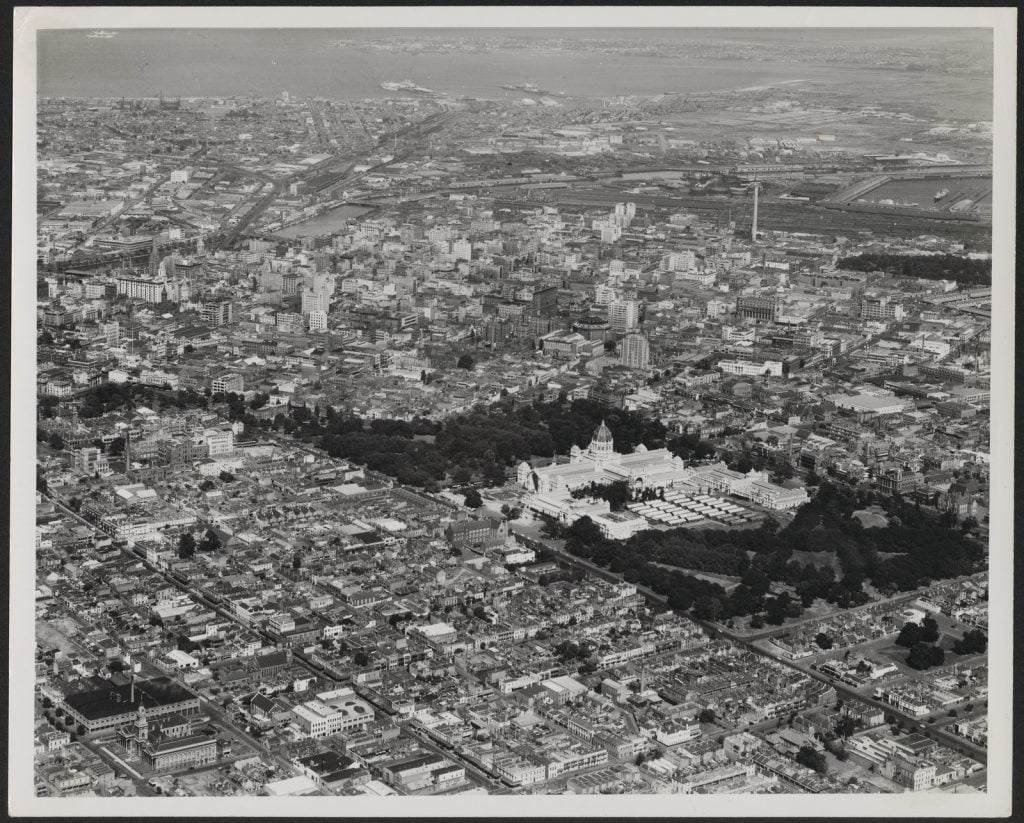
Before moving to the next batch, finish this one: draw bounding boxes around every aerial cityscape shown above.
[28,23,1002,804]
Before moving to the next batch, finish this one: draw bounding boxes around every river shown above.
[271,204,376,239]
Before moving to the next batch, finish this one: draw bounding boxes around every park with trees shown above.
[556,478,983,625]
[835,253,991,287]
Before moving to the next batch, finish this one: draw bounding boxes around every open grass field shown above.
[852,508,889,529]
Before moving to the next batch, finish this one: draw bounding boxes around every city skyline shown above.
[11,6,1016,818]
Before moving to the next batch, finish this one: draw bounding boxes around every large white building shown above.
[102,321,120,346]
[212,373,244,394]
[718,359,784,378]
[518,423,694,537]
[291,687,374,738]
[825,391,910,418]
[665,250,697,272]
[518,422,690,498]
[689,463,808,510]
[204,428,234,458]
[301,288,331,316]
[608,300,639,333]
[675,270,716,286]
[75,447,109,474]
[308,310,328,332]
[116,273,184,304]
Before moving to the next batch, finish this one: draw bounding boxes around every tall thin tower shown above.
[128,301,136,359]
[149,237,160,278]
[750,182,760,243]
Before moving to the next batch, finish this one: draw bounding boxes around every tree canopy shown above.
[178,533,196,559]
[953,629,987,655]
[906,642,945,671]
[795,745,828,774]
[556,480,982,625]
[836,253,991,287]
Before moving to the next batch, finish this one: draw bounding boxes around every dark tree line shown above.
[776,482,983,595]
[626,528,752,577]
[274,396,712,490]
[906,642,945,671]
[178,529,221,559]
[795,745,828,775]
[837,253,991,287]
[953,629,987,655]
[563,516,730,613]
[895,617,940,647]
[69,388,719,493]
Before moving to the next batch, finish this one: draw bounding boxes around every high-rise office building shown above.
[612,202,637,227]
[200,301,234,327]
[619,333,650,370]
[608,299,639,333]
[666,250,697,272]
[301,288,331,316]
[148,238,160,278]
[103,321,120,347]
[308,310,328,332]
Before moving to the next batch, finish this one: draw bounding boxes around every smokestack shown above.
[751,183,760,243]
[130,672,135,704]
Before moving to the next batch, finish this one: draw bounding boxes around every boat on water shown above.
[87,30,118,39]
[501,82,549,95]
[934,188,950,201]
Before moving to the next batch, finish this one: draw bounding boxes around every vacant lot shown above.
[37,617,89,656]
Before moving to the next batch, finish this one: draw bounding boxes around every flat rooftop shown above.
[63,676,196,720]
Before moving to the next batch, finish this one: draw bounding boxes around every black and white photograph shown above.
[9,6,1016,817]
